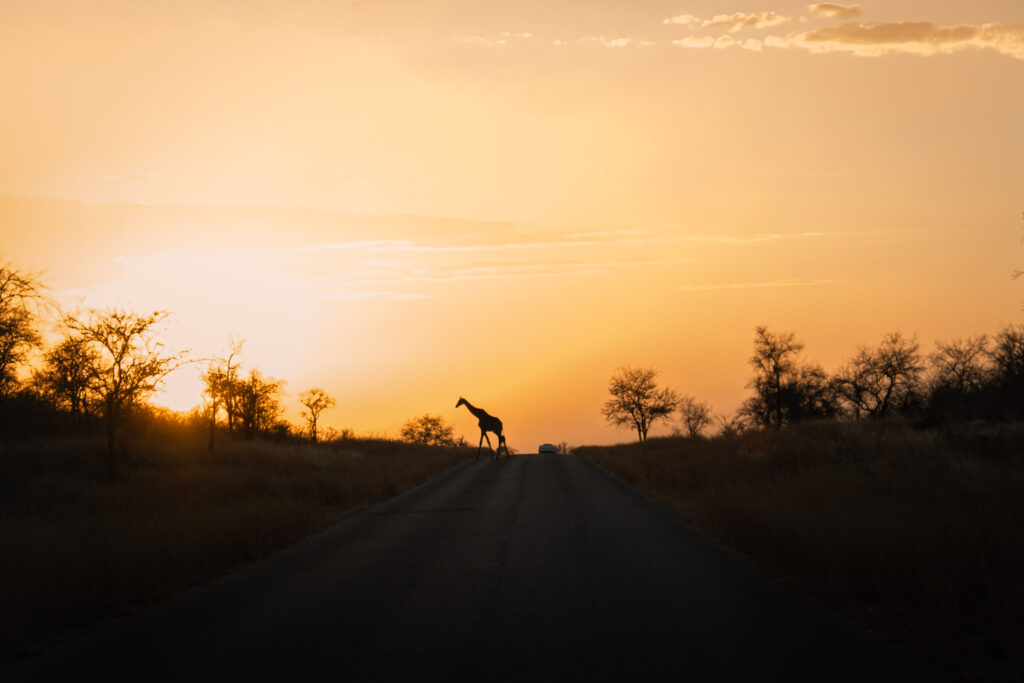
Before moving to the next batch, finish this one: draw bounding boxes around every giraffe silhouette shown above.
[456,397,509,460]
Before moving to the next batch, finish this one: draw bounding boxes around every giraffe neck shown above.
[462,400,487,420]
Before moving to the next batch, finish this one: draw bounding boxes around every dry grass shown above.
[0,433,468,662]
[578,420,1024,681]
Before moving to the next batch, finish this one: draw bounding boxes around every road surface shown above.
[3,453,947,682]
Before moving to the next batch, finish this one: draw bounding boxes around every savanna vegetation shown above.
[0,423,468,663]
[592,324,1024,680]
[0,261,472,662]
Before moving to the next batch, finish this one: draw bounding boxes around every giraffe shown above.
[456,397,510,460]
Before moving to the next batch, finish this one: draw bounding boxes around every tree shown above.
[0,264,43,398]
[400,413,457,446]
[32,333,99,425]
[677,395,713,437]
[602,366,679,442]
[930,335,991,394]
[201,337,243,450]
[716,412,745,438]
[299,388,336,442]
[65,309,185,460]
[987,324,1024,418]
[235,370,283,438]
[836,332,924,418]
[740,327,836,428]
[990,324,1024,385]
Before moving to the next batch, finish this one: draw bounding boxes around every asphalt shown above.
[2,453,950,682]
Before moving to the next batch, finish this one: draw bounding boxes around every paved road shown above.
[3,453,947,682]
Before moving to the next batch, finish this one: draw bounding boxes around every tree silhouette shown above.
[930,335,991,395]
[602,366,679,442]
[32,333,99,427]
[400,413,457,446]
[677,395,713,437]
[299,388,335,442]
[0,264,43,398]
[201,337,243,450]
[837,332,924,418]
[65,309,185,462]
[235,370,282,438]
[741,326,838,428]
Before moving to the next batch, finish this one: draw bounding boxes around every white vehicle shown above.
[538,443,557,454]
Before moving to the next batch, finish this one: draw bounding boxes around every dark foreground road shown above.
[3,453,948,682]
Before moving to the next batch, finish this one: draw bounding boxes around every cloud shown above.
[326,291,431,301]
[703,11,792,32]
[583,36,653,48]
[679,278,840,292]
[808,3,861,19]
[769,21,1024,59]
[673,18,1024,60]
[665,11,792,32]
[664,14,701,27]
[456,33,534,47]
[672,35,715,49]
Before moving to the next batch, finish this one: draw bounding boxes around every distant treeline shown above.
[0,261,344,454]
[606,325,1024,442]
[737,325,1024,430]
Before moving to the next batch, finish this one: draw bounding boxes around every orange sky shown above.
[2,1,1022,447]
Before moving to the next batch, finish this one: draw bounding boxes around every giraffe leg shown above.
[482,432,494,459]
[477,431,485,460]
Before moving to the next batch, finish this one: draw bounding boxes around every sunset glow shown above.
[2,0,1022,448]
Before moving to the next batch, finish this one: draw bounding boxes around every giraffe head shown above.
[456,397,467,409]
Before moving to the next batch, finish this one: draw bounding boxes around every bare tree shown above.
[65,309,186,460]
[930,335,991,394]
[715,412,745,438]
[299,388,336,442]
[677,395,713,437]
[0,264,43,398]
[740,327,836,428]
[400,413,457,446]
[836,332,924,418]
[32,333,99,425]
[602,366,679,442]
[990,324,1024,384]
[987,324,1024,418]
[201,337,243,450]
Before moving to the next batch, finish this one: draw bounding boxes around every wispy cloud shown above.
[679,278,841,292]
[664,11,792,32]
[455,32,534,47]
[664,14,701,27]
[808,3,861,19]
[314,258,693,288]
[325,291,432,301]
[666,6,1024,61]
[269,231,824,256]
[672,35,715,49]
[772,21,1024,59]
[582,36,654,48]
[703,12,792,32]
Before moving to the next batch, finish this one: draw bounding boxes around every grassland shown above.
[0,432,468,663]
[578,420,1024,681]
